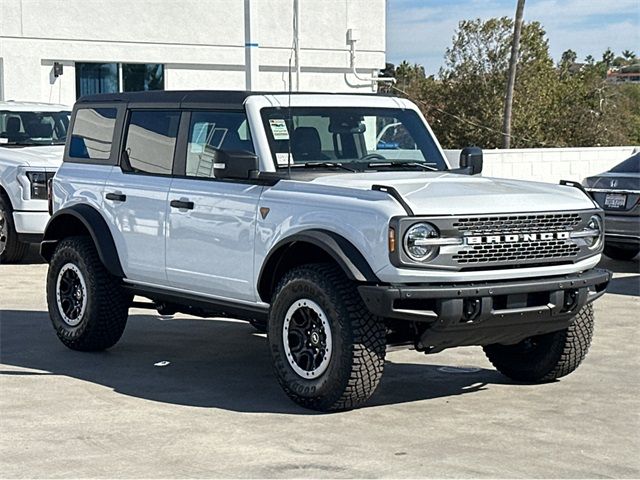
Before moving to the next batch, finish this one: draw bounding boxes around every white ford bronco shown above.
[42,91,610,411]
[0,101,70,263]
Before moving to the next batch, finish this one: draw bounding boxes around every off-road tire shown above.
[483,304,594,382]
[0,194,29,264]
[47,236,131,351]
[268,263,386,411]
[604,244,639,261]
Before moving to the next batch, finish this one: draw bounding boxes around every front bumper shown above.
[359,268,610,351]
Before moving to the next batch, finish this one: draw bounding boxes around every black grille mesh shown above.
[452,213,582,265]
[453,213,582,235]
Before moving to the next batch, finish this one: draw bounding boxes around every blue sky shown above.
[386,0,640,74]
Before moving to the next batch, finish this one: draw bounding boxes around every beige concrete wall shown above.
[445,146,639,183]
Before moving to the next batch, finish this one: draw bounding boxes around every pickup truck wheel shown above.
[604,244,639,261]
[46,236,131,351]
[483,304,594,382]
[0,195,29,264]
[268,263,386,411]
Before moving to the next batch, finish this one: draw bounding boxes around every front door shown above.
[166,110,262,302]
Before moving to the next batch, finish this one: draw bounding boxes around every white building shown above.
[0,0,386,105]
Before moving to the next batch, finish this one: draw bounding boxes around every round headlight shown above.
[585,214,603,250]
[404,222,439,262]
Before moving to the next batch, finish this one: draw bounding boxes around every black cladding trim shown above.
[372,184,414,216]
[560,179,600,208]
[40,204,124,277]
[257,229,380,302]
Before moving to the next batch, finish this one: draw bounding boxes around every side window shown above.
[69,108,117,160]
[123,110,180,175]
[185,111,254,178]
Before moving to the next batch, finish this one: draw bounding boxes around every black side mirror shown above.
[214,150,259,180]
[459,147,483,175]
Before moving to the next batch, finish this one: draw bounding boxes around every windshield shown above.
[0,110,71,146]
[261,107,447,171]
[610,153,639,173]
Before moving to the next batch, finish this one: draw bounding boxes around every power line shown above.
[390,84,562,149]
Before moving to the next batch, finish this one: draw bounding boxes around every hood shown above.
[0,145,64,169]
[308,171,596,215]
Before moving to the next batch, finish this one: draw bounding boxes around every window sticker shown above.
[0,138,8,144]
[269,119,289,140]
[276,152,291,166]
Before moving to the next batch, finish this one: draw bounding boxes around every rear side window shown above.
[69,108,117,159]
[123,110,180,175]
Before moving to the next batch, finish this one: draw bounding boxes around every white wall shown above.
[445,146,639,183]
[0,0,386,105]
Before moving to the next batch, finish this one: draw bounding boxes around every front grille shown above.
[451,213,582,265]
[453,239,580,264]
[452,213,582,235]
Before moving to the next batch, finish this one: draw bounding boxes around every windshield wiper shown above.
[367,161,439,172]
[303,162,357,172]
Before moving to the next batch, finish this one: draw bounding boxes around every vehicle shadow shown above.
[598,255,640,274]
[15,245,45,265]
[0,309,510,414]
[605,275,640,296]
[598,256,640,296]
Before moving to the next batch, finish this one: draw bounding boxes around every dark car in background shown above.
[583,152,640,260]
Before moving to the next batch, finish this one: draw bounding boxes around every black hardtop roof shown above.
[76,90,385,106]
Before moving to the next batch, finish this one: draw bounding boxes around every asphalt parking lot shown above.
[1,248,638,478]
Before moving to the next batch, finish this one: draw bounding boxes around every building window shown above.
[123,64,164,92]
[75,63,119,98]
[75,63,164,99]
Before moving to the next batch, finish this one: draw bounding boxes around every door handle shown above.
[170,199,194,210]
[105,192,127,202]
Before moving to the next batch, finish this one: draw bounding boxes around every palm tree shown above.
[602,48,615,67]
[622,50,636,61]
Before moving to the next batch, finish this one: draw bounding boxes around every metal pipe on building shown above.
[293,0,301,91]
[244,0,259,91]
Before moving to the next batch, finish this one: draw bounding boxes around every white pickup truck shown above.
[41,91,610,411]
[0,101,70,263]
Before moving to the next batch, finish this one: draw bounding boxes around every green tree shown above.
[427,17,558,148]
[388,21,640,149]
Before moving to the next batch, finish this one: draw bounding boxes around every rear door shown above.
[103,109,181,285]
[166,110,262,302]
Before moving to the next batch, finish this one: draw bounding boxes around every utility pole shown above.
[502,0,525,149]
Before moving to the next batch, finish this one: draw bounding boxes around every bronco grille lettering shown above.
[465,231,571,245]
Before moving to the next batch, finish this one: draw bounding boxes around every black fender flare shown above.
[257,229,380,302]
[40,204,124,278]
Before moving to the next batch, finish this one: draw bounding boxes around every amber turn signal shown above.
[388,227,396,253]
